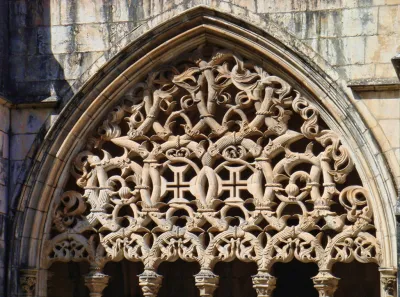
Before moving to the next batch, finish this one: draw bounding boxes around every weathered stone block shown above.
[9,1,28,28]
[378,5,400,35]
[270,11,319,39]
[50,0,61,25]
[320,10,342,38]
[0,184,6,213]
[10,134,36,161]
[335,64,376,80]
[0,104,10,133]
[109,22,138,46]
[0,131,9,159]
[11,109,51,135]
[49,26,74,54]
[319,37,365,66]
[257,0,306,13]
[55,51,104,80]
[379,119,400,148]
[366,35,400,64]
[342,7,378,36]
[59,0,76,25]
[75,0,108,24]
[342,36,365,65]
[75,24,110,52]
[307,0,345,10]
[9,28,38,55]
[0,157,8,186]
[8,55,26,82]
[363,91,400,120]
[376,63,398,78]
[109,0,136,22]
[24,55,64,81]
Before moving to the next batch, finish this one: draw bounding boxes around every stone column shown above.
[380,268,397,297]
[47,271,54,296]
[312,271,339,297]
[138,269,163,297]
[195,269,219,297]
[252,271,276,297]
[84,267,110,297]
[19,269,38,297]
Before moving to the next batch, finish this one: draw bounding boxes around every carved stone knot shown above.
[138,269,163,297]
[312,271,339,297]
[195,269,219,297]
[252,271,276,297]
[19,269,38,296]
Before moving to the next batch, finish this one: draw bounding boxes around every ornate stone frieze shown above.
[45,45,382,295]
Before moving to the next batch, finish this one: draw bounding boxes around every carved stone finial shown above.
[252,271,276,297]
[195,269,219,297]
[138,269,163,297]
[84,267,110,297]
[312,271,339,297]
[19,269,38,296]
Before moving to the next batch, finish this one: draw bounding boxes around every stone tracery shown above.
[45,45,381,296]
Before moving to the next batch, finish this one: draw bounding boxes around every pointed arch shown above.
[9,6,396,297]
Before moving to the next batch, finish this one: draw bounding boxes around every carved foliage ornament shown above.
[45,46,381,295]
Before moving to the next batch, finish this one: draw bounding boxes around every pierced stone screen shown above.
[46,45,380,297]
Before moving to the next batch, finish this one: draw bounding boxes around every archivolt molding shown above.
[44,46,381,296]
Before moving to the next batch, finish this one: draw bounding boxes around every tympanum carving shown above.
[45,46,381,296]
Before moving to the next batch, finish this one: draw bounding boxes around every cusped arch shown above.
[10,6,397,297]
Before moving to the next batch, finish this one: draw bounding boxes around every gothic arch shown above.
[10,7,397,297]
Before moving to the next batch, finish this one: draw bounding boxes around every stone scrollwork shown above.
[45,45,381,296]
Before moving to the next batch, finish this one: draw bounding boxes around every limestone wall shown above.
[6,1,399,100]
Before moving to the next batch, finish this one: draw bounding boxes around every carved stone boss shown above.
[44,46,381,296]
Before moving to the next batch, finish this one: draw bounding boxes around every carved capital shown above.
[252,271,276,297]
[380,268,397,297]
[138,269,163,297]
[19,269,38,296]
[195,269,219,297]
[382,276,396,297]
[312,271,339,297]
[84,268,110,297]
